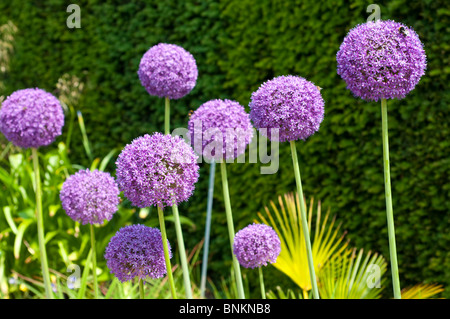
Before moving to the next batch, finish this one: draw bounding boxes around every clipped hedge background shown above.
[1,0,448,298]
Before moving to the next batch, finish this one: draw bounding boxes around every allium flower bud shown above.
[59,169,120,225]
[233,223,281,269]
[336,20,427,101]
[138,43,198,100]
[104,224,171,282]
[0,88,64,148]
[115,132,199,209]
[249,75,325,142]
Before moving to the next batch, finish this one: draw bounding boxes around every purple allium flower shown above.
[336,20,427,101]
[115,132,199,209]
[138,43,198,100]
[187,99,254,161]
[0,88,64,148]
[59,169,120,225]
[104,224,171,282]
[249,75,325,143]
[233,223,281,269]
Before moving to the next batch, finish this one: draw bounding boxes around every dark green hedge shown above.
[1,0,448,298]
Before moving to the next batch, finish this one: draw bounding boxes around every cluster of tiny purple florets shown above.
[138,43,198,100]
[59,169,120,225]
[249,75,324,143]
[187,99,254,161]
[233,223,281,269]
[115,132,199,209]
[104,224,171,282]
[336,20,427,101]
[0,88,64,149]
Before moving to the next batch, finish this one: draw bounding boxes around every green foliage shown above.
[0,0,448,298]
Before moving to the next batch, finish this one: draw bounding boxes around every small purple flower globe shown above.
[336,20,427,101]
[233,223,281,269]
[59,169,120,225]
[249,75,325,143]
[0,88,64,148]
[115,132,199,209]
[187,99,254,161]
[104,224,171,282]
[138,43,198,100]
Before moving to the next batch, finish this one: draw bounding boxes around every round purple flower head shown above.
[0,88,64,148]
[233,223,281,269]
[138,43,198,100]
[336,20,427,101]
[59,169,120,225]
[115,132,199,209]
[187,99,254,161]
[104,224,171,282]
[249,75,325,143]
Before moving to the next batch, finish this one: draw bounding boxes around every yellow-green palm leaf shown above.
[318,247,387,299]
[256,193,348,294]
[401,283,444,299]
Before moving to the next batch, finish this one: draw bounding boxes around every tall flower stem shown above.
[31,148,53,299]
[157,205,177,299]
[165,97,170,135]
[90,224,98,299]
[172,204,193,298]
[164,96,193,299]
[200,160,216,298]
[220,160,245,299]
[258,267,266,299]
[289,140,320,299]
[139,279,145,299]
[381,98,401,299]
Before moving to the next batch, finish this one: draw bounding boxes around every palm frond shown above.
[256,193,348,293]
[401,283,444,299]
[318,247,387,299]
[266,285,303,299]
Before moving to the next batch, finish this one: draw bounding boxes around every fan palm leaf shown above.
[401,283,444,299]
[318,247,387,299]
[256,193,348,296]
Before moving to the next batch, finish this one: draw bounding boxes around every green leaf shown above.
[77,248,93,299]
[14,219,32,259]
[3,206,18,234]
[99,148,118,172]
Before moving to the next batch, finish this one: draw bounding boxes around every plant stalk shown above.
[139,279,145,299]
[165,97,170,135]
[90,223,98,299]
[381,98,401,299]
[289,140,320,299]
[200,160,216,298]
[32,148,53,299]
[164,96,193,298]
[220,160,245,299]
[259,267,266,299]
[172,204,193,298]
[157,205,177,299]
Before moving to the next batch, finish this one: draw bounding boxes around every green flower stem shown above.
[172,204,193,299]
[157,205,177,299]
[31,148,53,299]
[259,267,266,299]
[164,96,193,298]
[90,224,98,299]
[77,111,93,162]
[220,160,245,299]
[289,140,320,299]
[65,104,75,150]
[381,98,401,299]
[139,279,145,299]
[165,97,170,135]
